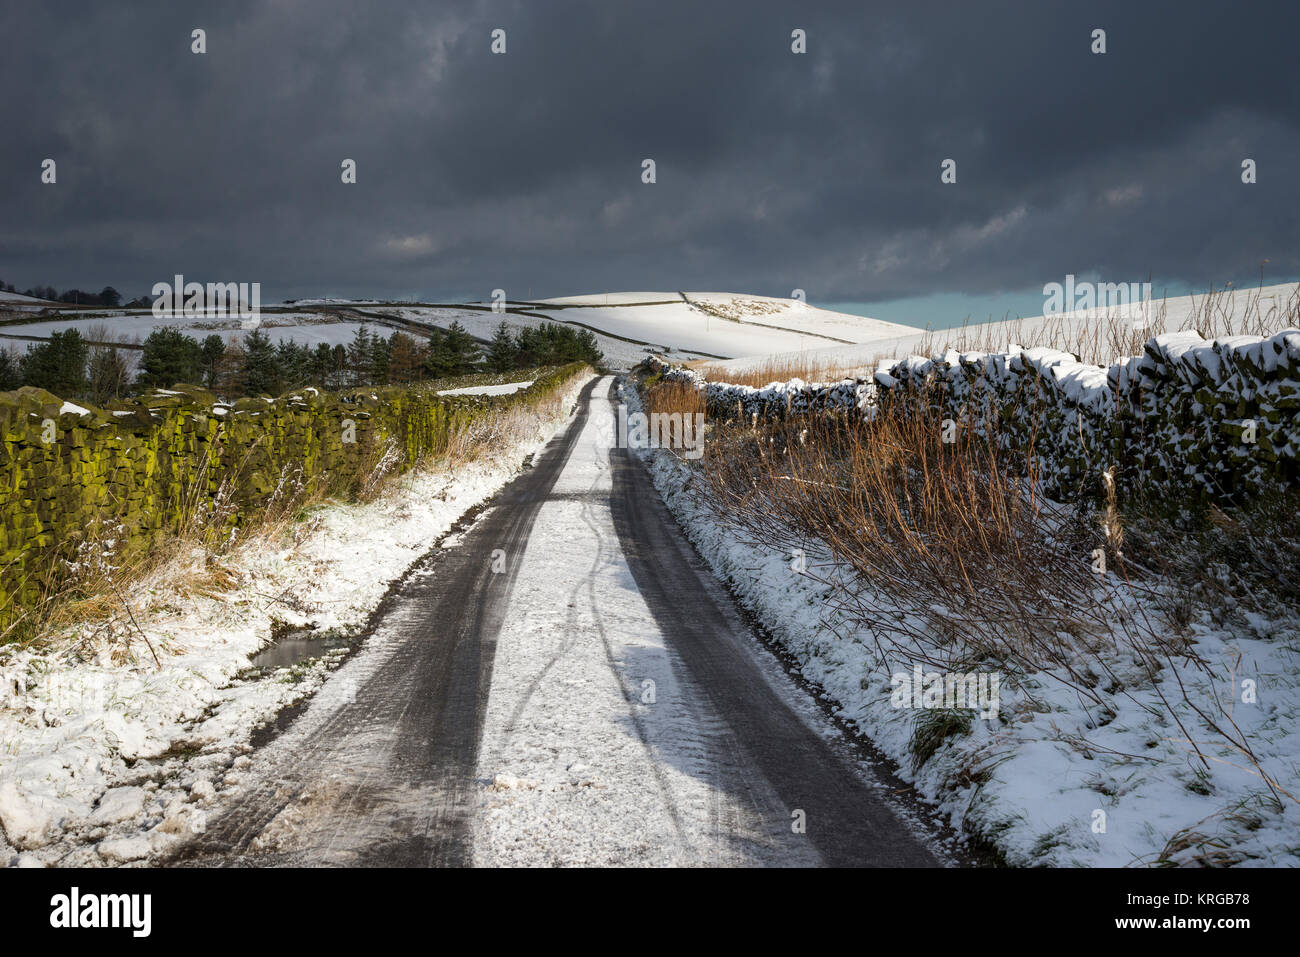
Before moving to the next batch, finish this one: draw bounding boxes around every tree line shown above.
[0,319,602,404]
[0,279,130,308]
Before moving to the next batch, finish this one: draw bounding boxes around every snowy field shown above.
[0,374,594,864]
[0,291,57,315]
[6,286,1296,377]
[0,311,363,349]
[529,292,916,359]
[381,305,709,368]
[540,291,915,345]
[380,294,918,368]
[0,301,732,369]
[437,379,533,397]
[1,289,928,370]
[707,282,1300,376]
[0,291,55,306]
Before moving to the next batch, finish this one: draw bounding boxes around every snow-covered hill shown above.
[374,294,918,369]
[530,292,916,360]
[15,284,1286,375]
[707,282,1300,377]
[0,291,55,304]
[0,290,58,313]
[1,293,919,370]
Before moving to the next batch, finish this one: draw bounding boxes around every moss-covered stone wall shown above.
[0,363,585,627]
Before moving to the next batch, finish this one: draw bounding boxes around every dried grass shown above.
[664,381,1291,803]
[687,356,868,388]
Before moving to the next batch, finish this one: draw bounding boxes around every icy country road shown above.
[175,377,943,867]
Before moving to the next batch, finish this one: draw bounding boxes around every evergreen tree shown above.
[573,328,602,366]
[199,335,226,388]
[513,325,547,367]
[423,327,451,378]
[329,343,348,390]
[485,320,518,373]
[137,327,202,389]
[370,334,391,386]
[22,329,90,397]
[309,343,335,388]
[513,322,601,368]
[0,347,23,391]
[441,321,481,374]
[345,325,374,386]
[275,339,312,390]
[241,329,279,396]
[423,322,479,378]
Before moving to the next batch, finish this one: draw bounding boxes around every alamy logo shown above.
[50,887,151,938]
[1043,274,1151,324]
[616,403,705,459]
[152,274,261,327]
[890,665,1001,719]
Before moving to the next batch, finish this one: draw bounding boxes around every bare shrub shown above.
[643,377,706,424]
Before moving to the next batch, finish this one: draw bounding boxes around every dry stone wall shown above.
[0,363,585,627]
[649,328,1300,501]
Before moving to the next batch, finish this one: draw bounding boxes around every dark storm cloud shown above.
[1,0,1298,304]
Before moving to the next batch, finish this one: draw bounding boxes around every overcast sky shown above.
[2,0,1298,323]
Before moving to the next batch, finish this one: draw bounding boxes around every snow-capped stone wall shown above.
[648,328,1300,500]
[647,359,877,421]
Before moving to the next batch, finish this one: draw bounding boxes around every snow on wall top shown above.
[654,326,1300,500]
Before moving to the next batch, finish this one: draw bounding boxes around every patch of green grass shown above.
[909,707,973,773]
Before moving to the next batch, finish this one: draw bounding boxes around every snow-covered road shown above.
[473,379,816,866]
[174,377,943,867]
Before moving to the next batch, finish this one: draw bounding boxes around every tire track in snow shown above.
[607,380,942,866]
[170,374,946,867]
[488,458,691,847]
[470,378,817,866]
[169,379,601,866]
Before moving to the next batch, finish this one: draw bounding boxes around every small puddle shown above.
[250,628,353,670]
